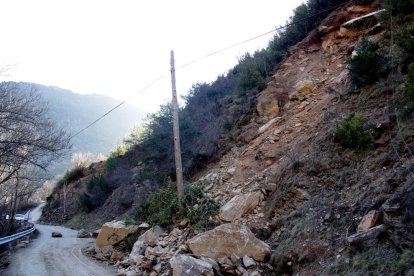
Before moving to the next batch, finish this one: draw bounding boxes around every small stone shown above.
[129,240,148,264]
[200,257,220,272]
[230,255,240,264]
[138,222,150,230]
[92,229,101,239]
[15,242,27,249]
[217,257,229,265]
[51,231,62,238]
[237,265,248,275]
[138,226,164,244]
[158,240,168,247]
[154,263,162,273]
[110,251,125,262]
[242,256,255,268]
[293,188,311,201]
[170,255,213,276]
[357,210,380,233]
[170,228,183,237]
[179,219,190,228]
[77,229,91,238]
[145,246,169,257]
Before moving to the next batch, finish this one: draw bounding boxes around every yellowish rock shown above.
[219,192,263,222]
[296,80,315,95]
[96,220,139,247]
[280,62,293,69]
[357,210,380,233]
[257,98,280,118]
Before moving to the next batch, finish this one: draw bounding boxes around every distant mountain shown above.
[8,82,145,177]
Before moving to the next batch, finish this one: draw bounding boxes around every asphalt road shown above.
[2,206,115,276]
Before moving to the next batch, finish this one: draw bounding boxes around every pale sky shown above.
[0,0,304,113]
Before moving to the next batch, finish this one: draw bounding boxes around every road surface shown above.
[27,202,45,223]
[3,205,115,276]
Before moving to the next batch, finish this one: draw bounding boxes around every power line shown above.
[69,73,167,139]
[176,0,355,70]
[70,0,355,139]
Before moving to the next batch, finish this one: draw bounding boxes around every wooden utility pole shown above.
[63,181,67,219]
[170,50,184,198]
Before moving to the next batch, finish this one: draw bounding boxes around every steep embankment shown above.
[42,1,414,274]
[190,4,414,275]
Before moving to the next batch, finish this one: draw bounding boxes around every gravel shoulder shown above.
[3,224,115,276]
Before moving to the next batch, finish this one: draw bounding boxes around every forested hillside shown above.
[5,82,143,176]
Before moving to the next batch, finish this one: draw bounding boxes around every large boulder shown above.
[170,255,214,276]
[95,220,139,247]
[219,192,263,222]
[187,223,271,262]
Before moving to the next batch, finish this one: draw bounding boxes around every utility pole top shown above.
[170,50,184,198]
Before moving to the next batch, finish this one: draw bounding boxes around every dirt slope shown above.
[192,4,414,275]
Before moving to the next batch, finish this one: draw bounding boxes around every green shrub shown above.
[106,145,127,172]
[86,175,109,193]
[136,183,179,227]
[54,167,84,191]
[135,181,219,229]
[105,156,117,172]
[187,199,219,230]
[348,38,390,88]
[391,249,412,273]
[385,0,414,16]
[335,114,372,150]
[79,193,94,212]
[402,63,414,115]
[397,23,414,58]
[79,175,111,212]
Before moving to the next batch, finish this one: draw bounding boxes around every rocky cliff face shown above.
[44,2,414,275]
